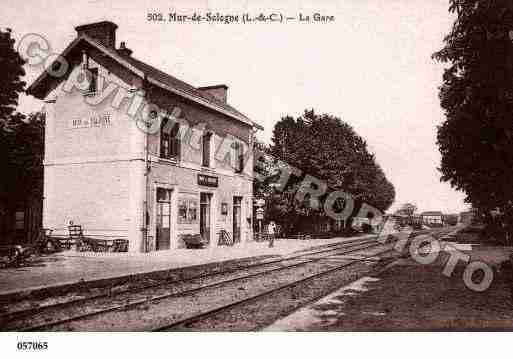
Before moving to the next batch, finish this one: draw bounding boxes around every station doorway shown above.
[200,193,212,244]
[233,196,242,243]
[156,188,172,250]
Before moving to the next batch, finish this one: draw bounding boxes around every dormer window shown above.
[202,132,212,167]
[88,67,98,94]
[160,118,181,160]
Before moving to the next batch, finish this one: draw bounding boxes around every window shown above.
[233,141,244,173]
[161,129,170,158]
[160,119,180,160]
[15,211,25,230]
[157,188,172,202]
[202,132,212,167]
[170,124,180,158]
[178,197,198,224]
[178,199,188,223]
[88,67,98,94]
[187,200,198,222]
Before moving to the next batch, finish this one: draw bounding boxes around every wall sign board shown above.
[69,113,112,129]
[198,174,218,187]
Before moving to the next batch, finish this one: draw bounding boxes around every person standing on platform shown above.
[268,221,276,248]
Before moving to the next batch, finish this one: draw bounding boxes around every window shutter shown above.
[202,133,211,167]
[233,141,238,171]
[238,143,244,173]
[233,141,244,173]
[88,68,98,93]
[160,118,169,158]
[172,124,181,159]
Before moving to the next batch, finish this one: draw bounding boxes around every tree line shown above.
[0,28,44,240]
[434,0,513,242]
[254,109,395,235]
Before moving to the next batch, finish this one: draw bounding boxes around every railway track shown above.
[1,235,387,331]
[158,230,458,331]
[154,246,398,331]
[0,236,374,316]
[2,227,453,331]
[159,227,457,332]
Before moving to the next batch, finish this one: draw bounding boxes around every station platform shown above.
[0,235,375,301]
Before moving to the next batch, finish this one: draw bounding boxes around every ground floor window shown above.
[178,197,198,224]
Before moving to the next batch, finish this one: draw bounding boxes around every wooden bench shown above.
[65,225,84,250]
[182,234,208,249]
[68,225,129,252]
[111,238,129,252]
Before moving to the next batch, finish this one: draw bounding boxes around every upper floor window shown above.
[202,132,212,167]
[88,67,98,94]
[160,119,181,160]
[233,141,244,173]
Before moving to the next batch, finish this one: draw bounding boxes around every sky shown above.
[3,0,469,214]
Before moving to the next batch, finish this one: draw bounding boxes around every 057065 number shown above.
[17,342,48,350]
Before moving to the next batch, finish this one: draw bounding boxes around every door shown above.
[233,197,242,243]
[156,188,172,250]
[200,193,211,243]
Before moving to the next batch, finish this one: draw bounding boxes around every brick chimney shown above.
[117,41,133,57]
[198,84,228,103]
[75,21,117,49]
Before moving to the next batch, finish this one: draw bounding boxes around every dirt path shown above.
[265,254,513,331]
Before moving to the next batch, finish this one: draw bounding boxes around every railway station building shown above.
[27,21,263,252]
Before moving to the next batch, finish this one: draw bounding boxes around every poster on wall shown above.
[219,201,228,222]
[178,196,198,224]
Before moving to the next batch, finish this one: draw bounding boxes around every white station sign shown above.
[69,113,112,129]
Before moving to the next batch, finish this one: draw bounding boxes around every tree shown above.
[0,28,26,130]
[0,111,45,210]
[8,112,45,197]
[433,1,513,242]
[0,26,31,200]
[252,138,272,198]
[0,27,30,203]
[0,28,45,242]
[261,109,395,234]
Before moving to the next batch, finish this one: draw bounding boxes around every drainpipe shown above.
[250,127,259,241]
[141,75,150,252]
[142,120,149,252]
